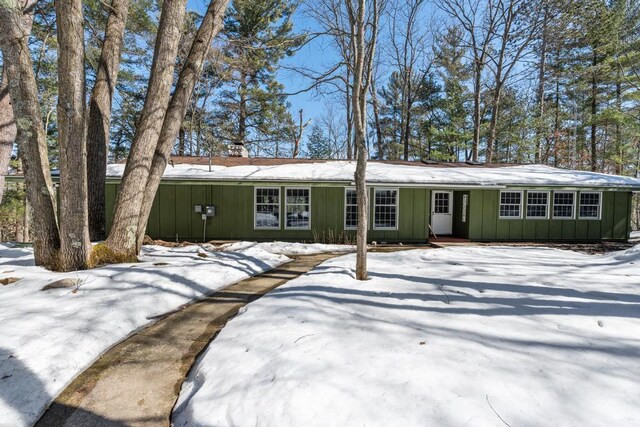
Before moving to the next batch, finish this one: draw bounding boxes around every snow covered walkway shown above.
[173,245,640,426]
[36,253,339,427]
[0,244,290,427]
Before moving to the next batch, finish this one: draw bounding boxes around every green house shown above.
[105,157,640,243]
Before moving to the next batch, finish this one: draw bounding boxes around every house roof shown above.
[105,156,640,189]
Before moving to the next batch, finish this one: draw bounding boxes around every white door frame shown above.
[431,191,453,235]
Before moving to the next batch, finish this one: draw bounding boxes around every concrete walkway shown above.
[36,253,340,427]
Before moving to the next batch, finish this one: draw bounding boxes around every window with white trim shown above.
[374,188,398,229]
[526,191,549,219]
[553,192,575,219]
[499,191,522,218]
[434,192,451,214]
[345,188,358,229]
[255,187,280,229]
[579,192,601,219]
[285,188,310,229]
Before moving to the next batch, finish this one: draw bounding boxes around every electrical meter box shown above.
[205,206,216,217]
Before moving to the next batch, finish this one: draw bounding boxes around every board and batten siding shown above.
[105,182,631,242]
[467,189,632,241]
[105,183,431,243]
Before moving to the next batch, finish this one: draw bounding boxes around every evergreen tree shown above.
[432,26,471,161]
[214,0,305,153]
[305,125,332,159]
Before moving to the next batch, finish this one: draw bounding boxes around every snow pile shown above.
[106,161,640,188]
[0,244,288,427]
[218,241,355,255]
[174,245,640,426]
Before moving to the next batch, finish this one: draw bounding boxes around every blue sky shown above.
[185,0,446,127]
[186,0,347,124]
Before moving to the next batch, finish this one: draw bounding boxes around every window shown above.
[434,192,451,214]
[345,188,358,229]
[285,188,311,229]
[553,191,575,219]
[526,191,549,219]
[255,187,280,229]
[499,191,522,219]
[579,192,601,219]
[374,188,398,230]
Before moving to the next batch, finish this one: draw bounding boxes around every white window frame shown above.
[526,191,550,220]
[254,186,281,230]
[284,187,311,230]
[344,187,358,230]
[552,191,576,220]
[499,190,523,219]
[578,191,602,220]
[373,188,399,230]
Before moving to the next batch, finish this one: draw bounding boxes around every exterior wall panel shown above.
[104,182,632,243]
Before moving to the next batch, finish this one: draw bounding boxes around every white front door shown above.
[431,191,453,235]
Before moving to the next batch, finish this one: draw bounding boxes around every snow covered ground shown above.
[174,245,640,426]
[0,244,290,427]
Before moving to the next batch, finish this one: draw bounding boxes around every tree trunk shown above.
[471,61,481,162]
[349,0,377,281]
[134,0,229,250]
[106,0,188,258]
[486,83,503,164]
[0,0,60,267]
[346,67,353,160]
[534,6,548,164]
[615,79,622,175]
[86,0,131,241]
[553,79,560,167]
[590,52,597,172]
[403,91,412,161]
[55,0,91,270]
[178,127,186,155]
[238,72,248,146]
[23,191,30,242]
[369,82,383,159]
[0,66,15,204]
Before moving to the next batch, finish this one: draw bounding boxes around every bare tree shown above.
[346,0,381,280]
[387,0,428,161]
[534,3,550,163]
[0,0,60,267]
[307,0,356,159]
[485,0,541,163]
[369,72,384,158]
[291,109,312,158]
[437,0,500,162]
[319,102,348,158]
[86,0,132,241]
